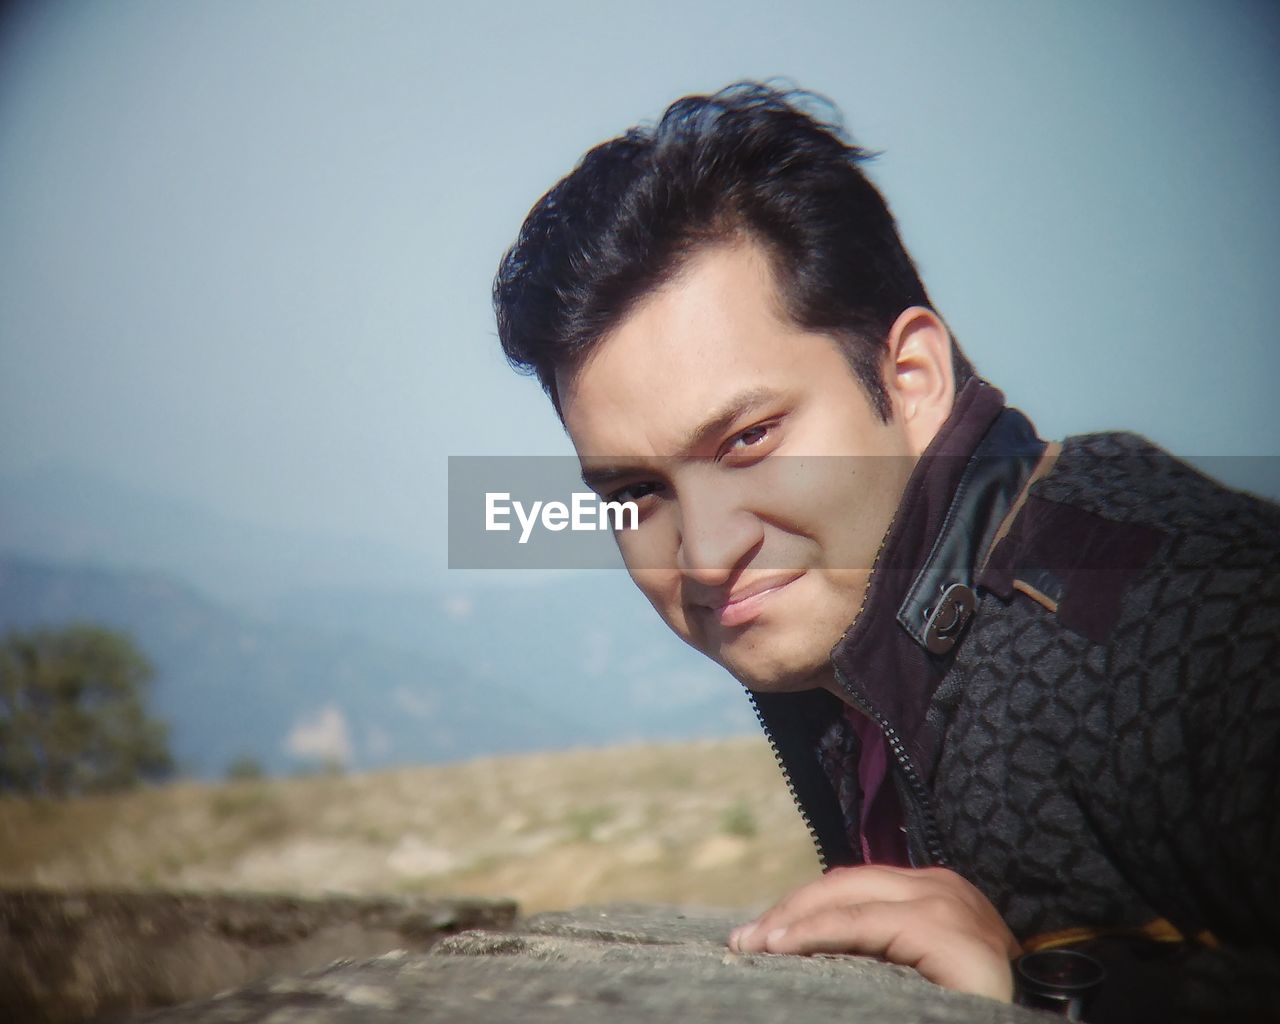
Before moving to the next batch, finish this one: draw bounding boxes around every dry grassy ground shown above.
[0,738,821,914]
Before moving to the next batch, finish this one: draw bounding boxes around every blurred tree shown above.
[225,754,264,781]
[0,625,174,797]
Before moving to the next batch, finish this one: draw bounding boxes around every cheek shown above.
[772,456,910,568]
[740,459,858,554]
[623,563,691,631]
[615,506,682,585]
[614,511,709,642]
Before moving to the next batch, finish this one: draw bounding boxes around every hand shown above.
[727,865,1022,1003]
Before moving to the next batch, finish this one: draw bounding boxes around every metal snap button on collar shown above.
[921,582,977,655]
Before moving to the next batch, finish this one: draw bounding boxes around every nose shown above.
[674,474,763,587]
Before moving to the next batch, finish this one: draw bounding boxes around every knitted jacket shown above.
[751,379,1280,1022]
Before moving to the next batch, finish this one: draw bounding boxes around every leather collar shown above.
[896,397,1047,653]
[752,379,1050,868]
[829,378,1046,752]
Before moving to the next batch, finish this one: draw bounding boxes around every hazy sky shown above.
[1,0,1277,569]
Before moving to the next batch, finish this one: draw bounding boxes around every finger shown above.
[735,866,954,950]
[763,901,1014,1003]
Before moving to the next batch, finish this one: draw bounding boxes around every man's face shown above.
[559,242,918,695]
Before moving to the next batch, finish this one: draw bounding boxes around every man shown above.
[491,83,1279,1020]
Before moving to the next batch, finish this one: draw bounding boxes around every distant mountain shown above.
[269,574,759,744]
[0,557,757,778]
[0,557,590,777]
[0,464,760,777]
[0,463,440,608]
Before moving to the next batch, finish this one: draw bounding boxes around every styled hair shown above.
[493,81,973,420]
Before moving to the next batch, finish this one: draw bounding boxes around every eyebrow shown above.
[579,386,785,492]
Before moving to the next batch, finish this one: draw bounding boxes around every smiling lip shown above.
[709,572,804,628]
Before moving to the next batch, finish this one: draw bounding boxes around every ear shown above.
[884,306,956,456]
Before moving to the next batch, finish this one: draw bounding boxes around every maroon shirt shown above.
[818,704,911,866]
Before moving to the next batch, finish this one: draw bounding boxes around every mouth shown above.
[705,572,804,628]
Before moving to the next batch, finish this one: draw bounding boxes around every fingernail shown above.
[737,924,756,948]
[766,927,787,947]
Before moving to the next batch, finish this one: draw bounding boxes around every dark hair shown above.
[493,81,973,421]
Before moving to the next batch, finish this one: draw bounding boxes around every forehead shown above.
[559,242,854,457]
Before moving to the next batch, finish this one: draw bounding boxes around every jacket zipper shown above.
[745,688,832,871]
[832,665,950,868]
[743,502,950,872]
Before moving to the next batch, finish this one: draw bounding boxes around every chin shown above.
[673,612,834,694]
[723,651,830,695]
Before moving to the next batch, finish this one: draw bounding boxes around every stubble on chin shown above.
[723,642,836,696]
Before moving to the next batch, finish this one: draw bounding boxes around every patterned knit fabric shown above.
[923,433,1280,1019]
[755,410,1280,1021]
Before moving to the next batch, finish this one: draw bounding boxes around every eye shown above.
[719,422,777,462]
[606,480,666,504]
[731,425,770,449]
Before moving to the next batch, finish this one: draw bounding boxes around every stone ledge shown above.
[119,903,1049,1023]
[0,887,517,1024]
